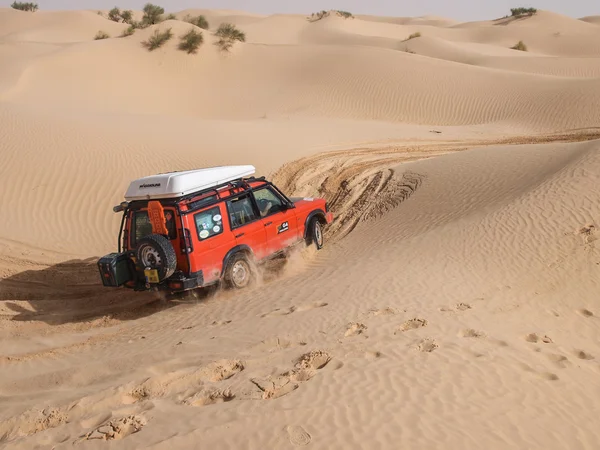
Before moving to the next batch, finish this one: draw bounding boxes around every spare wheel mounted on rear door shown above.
[135,234,177,283]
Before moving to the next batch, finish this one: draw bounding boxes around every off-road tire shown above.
[223,252,255,289]
[307,217,324,250]
[135,234,177,281]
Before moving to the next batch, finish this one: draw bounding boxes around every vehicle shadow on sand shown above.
[0,255,293,326]
[0,258,220,326]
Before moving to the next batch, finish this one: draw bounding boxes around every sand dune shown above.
[580,15,600,25]
[2,5,600,450]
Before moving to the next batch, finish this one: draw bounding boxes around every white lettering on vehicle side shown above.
[277,221,289,234]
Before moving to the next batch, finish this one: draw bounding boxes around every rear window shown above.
[194,206,223,241]
[131,209,177,244]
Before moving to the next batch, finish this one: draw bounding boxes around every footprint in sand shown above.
[261,306,297,318]
[518,363,559,381]
[261,302,327,318]
[183,388,235,407]
[525,333,553,344]
[211,320,232,326]
[285,425,312,446]
[574,350,594,360]
[344,322,367,337]
[547,354,570,369]
[577,309,594,318]
[296,302,328,312]
[440,303,472,313]
[417,338,438,352]
[539,372,559,381]
[250,351,332,400]
[77,415,146,442]
[367,307,398,317]
[395,318,428,334]
[459,329,485,338]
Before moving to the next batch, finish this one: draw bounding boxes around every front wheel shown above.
[224,253,256,289]
[307,218,324,250]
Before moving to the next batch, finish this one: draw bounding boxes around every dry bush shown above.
[178,28,204,54]
[511,40,527,51]
[142,28,173,51]
[94,30,110,40]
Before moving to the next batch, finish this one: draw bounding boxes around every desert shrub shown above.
[184,14,209,29]
[511,40,527,51]
[215,23,246,41]
[165,13,177,20]
[120,10,134,24]
[336,10,353,19]
[309,10,330,21]
[94,30,110,40]
[215,23,246,51]
[141,3,164,26]
[510,7,537,17]
[108,7,121,22]
[97,11,104,17]
[404,32,421,41]
[142,28,173,51]
[11,2,38,11]
[120,25,136,37]
[178,28,204,54]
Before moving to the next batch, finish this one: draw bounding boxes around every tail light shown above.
[169,281,184,290]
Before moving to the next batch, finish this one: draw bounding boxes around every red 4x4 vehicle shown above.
[98,165,333,292]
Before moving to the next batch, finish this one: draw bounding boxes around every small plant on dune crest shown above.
[184,14,210,30]
[310,10,330,21]
[511,40,527,51]
[404,32,421,41]
[94,30,110,40]
[97,11,104,17]
[510,7,537,17]
[10,2,38,11]
[120,25,136,37]
[164,13,177,20]
[108,7,121,22]
[142,28,173,51]
[214,23,246,52]
[141,3,164,26]
[178,28,204,54]
[336,10,353,19]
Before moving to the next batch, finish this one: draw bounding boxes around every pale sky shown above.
[2,1,598,21]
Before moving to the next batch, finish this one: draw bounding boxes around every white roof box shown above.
[124,165,256,201]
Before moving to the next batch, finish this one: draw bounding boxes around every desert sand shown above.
[1,5,600,449]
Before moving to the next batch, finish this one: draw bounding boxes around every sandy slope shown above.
[3,139,600,450]
[2,6,600,450]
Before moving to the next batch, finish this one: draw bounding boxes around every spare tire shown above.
[135,234,177,282]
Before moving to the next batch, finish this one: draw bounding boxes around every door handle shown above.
[264,221,273,226]
[235,232,245,238]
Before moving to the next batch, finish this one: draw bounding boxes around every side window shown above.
[131,209,176,245]
[194,206,223,241]
[253,187,285,218]
[227,195,259,228]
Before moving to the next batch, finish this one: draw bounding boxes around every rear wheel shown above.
[224,252,255,289]
[307,217,324,250]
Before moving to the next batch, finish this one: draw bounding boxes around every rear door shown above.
[252,185,299,254]
[225,192,268,260]
[189,203,230,283]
